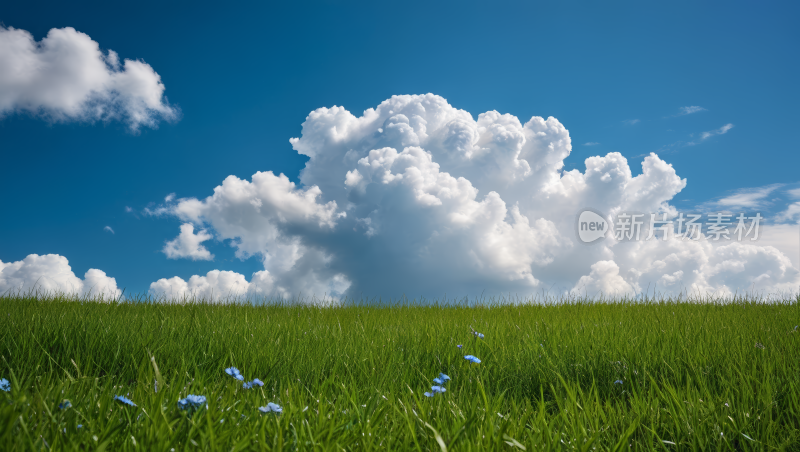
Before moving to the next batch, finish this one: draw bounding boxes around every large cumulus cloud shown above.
[0,254,120,298]
[0,26,177,131]
[151,94,800,300]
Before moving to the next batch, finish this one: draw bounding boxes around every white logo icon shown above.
[577,210,608,243]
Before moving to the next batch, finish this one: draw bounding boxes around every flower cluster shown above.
[243,378,264,390]
[464,355,481,364]
[0,378,10,392]
[178,394,207,411]
[424,373,450,398]
[473,331,485,339]
[226,366,281,413]
[225,367,245,381]
[226,366,266,390]
[259,402,282,414]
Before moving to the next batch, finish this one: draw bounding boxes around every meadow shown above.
[0,293,798,451]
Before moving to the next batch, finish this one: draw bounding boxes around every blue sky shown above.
[1,0,799,299]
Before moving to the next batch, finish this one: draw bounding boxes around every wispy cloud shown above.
[583,142,600,146]
[700,123,733,140]
[663,106,707,119]
[678,106,706,116]
[104,226,115,234]
[774,187,800,222]
[685,123,734,146]
[702,184,782,210]
[165,193,176,202]
[125,206,133,213]
[622,119,640,126]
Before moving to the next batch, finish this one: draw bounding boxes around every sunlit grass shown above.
[0,292,798,450]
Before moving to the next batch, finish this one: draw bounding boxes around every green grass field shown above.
[0,294,798,451]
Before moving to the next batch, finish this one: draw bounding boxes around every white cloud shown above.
[125,206,133,213]
[710,184,781,209]
[778,203,800,223]
[678,106,706,115]
[0,26,178,132]
[623,119,640,125]
[150,270,261,301]
[104,226,115,234]
[150,94,799,300]
[700,123,734,140]
[684,123,734,147]
[787,188,800,199]
[572,260,634,297]
[756,224,800,270]
[0,254,120,298]
[583,142,599,146]
[162,223,214,260]
[597,233,799,298]
[149,269,345,303]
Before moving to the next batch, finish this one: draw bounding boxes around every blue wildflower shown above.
[474,332,484,339]
[423,391,435,397]
[114,395,137,406]
[258,402,282,414]
[177,394,207,411]
[614,380,623,385]
[457,344,462,349]
[243,378,264,389]
[59,400,72,409]
[225,367,244,381]
[433,378,444,385]
[431,385,446,394]
[464,355,481,364]
[0,378,9,392]
[77,425,83,429]
[438,373,450,382]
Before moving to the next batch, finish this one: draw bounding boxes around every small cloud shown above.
[0,25,178,132]
[705,184,782,210]
[678,106,706,116]
[685,123,734,146]
[125,206,133,213]
[583,142,600,146]
[700,123,734,141]
[144,205,171,216]
[104,226,115,234]
[622,119,640,126]
[787,188,800,199]
[163,223,214,261]
[165,193,176,202]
